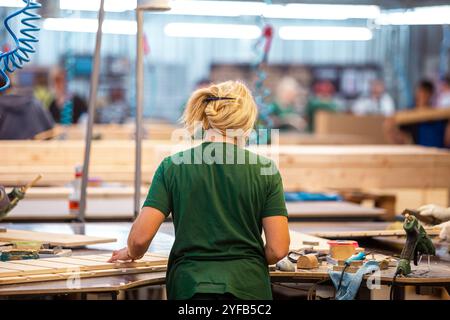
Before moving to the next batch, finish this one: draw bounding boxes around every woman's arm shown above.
[262,216,290,265]
[108,207,166,262]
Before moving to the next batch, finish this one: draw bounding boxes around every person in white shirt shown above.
[352,79,395,116]
[417,204,450,241]
[436,76,450,109]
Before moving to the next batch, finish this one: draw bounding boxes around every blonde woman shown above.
[109,81,290,300]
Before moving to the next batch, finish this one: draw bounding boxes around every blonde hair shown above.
[182,81,258,137]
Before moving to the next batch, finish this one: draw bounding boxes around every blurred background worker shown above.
[96,86,130,124]
[436,75,450,109]
[385,79,450,148]
[352,79,395,116]
[268,76,306,131]
[417,204,450,241]
[0,77,54,140]
[48,67,88,125]
[305,80,340,132]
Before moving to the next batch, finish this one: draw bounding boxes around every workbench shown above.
[0,222,448,300]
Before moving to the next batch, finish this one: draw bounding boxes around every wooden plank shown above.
[1,142,450,193]
[310,227,441,239]
[0,265,167,286]
[0,268,21,277]
[286,201,384,218]
[40,257,111,270]
[314,111,388,144]
[0,253,168,282]
[0,262,53,275]
[394,108,450,125]
[9,259,82,271]
[0,229,116,247]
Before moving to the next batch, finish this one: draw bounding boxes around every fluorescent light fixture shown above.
[59,0,136,12]
[376,6,450,25]
[59,0,380,20]
[167,0,264,17]
[43,18,137,35]
[0,0,25,7]
[164,23,261,39]
[279,26,373,41]
[264,4,380,20]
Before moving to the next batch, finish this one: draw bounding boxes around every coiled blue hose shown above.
[60,99,74,125]
[252,0,273,129]
[0,0,41,92]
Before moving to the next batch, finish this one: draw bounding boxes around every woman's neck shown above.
[204,129,246,147]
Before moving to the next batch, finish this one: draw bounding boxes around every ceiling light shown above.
[58,0,380,21]
[164,22,261,39]
[377,6,450,25]
[264,4,380,20]
[279,26,373,41]
[43,18,137,35]
[59,0,136,12]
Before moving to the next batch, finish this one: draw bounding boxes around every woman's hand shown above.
[438,221,450,242]
[108,247,134,263]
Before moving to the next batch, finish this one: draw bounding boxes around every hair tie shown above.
[203,96,235,103]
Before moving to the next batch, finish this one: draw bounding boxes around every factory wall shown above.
[26,14,445,121]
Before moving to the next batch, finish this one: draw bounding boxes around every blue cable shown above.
[253,0,274,143]
[0,0,41,92]
[60,99,74,125]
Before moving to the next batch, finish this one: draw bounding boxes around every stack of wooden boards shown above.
[35,123,180,141]
[1,142,449,213]
[0,253,167,285]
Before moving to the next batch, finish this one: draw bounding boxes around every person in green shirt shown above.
[109,80,290,300]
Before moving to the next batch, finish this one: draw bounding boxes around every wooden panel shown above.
[36,124,180,141]
[314,111,388,144]
[0,253,168,285]
[310,227,441,239]
[394,108,450,125]
[1,141,449,191]
[0,265,167,286]
[287,201,385,218]
[0,229,116,247]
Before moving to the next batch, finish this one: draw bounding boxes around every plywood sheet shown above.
[0,229,116,247]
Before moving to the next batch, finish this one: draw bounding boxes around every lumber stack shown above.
[394,108,450,125]
[314,111,388,144]
[35,123,180,141]
[0,253,167,285]
[1,141,449,189]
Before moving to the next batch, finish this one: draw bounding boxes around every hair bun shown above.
[204,103,218,117]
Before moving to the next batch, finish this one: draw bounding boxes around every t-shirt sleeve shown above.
[261,170,288,218]
[143,160,172,217]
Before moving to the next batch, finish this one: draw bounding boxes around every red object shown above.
[262,25,273,57]
[69,200,80,211]
[327,240,359,247]
[143,34,151,56]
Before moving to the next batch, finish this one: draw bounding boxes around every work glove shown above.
[438,221,450,242]
[417,204,450,222]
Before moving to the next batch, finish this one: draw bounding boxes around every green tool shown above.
[0,175,42,220]
[395,213,436,276]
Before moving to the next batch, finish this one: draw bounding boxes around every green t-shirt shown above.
[143,142,288,300]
